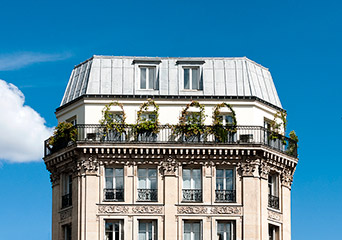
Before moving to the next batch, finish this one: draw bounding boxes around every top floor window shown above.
[184,67,201,90]
[140,67,158,90]
[217,115,234,126]
[182,168,202,202]
[268,173,279,209]
[105,168,124,201]
[216,169,235,202]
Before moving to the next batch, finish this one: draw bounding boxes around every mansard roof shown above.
[61,55,282,108]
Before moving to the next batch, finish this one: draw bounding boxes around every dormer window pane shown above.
[184,67,200,90]
[192,68,199,89]
[184,69,190,89]
[140,67,157,90]
[141,68,147,89]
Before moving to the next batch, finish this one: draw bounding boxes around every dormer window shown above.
[140,66,158,90]
[184,67,200,90]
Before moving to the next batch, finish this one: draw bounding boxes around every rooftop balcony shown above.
[44,124,297,158]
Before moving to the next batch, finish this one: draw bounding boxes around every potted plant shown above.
[134,99,160,142]
[211,103,237,143]
[48,122,77,153]
[99,101,126,141]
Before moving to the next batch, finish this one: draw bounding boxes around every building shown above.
[43,55,298,240]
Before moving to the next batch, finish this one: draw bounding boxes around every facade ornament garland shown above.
[177,206,207,214]
[210,206,241,215]
[177,206,241,215]
[132,206,163,214]
[268,210,283,222]
[60,208,72,220]
[98,205,129,214]
[259,161,270,179]
[77,156,99,175]
[281,169,293,188]
[159,157,178,176]
[98,205,163,214]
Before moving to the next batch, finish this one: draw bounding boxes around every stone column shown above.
[160,157,178,240]
[259,162,271,240]
[50,172,60,240]
[281,170,293,240]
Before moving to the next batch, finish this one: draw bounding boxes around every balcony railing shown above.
[61,193,72,208]
[137,189,158,201]
[182,189,202,202]
[104,188,124,201]
[268,194,279,209]
[215,190,236,202]
[45,124,297,157]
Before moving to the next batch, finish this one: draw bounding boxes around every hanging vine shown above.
[173,100,206,138]
[211,103,237,142]
[135,98,160,134]
[99,101,126,133]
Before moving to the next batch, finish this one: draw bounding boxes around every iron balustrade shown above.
[268,194,279,209]
[215,190,236,202]
[182,189,202,202]
[104,188,124,201]
[61,193,72,208]
[45,124,297,157]
[137,189,158,201]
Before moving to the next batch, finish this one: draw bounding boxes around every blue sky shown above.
[0,0,341,239]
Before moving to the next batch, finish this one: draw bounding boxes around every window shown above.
[105,168,124,201]
[108,112,124,123]
[63,224,72,240]
[138,220,157,240]
[217,115,234,126]
[216,169,235,202]
[140,67,158,90]
[268,173,279,209]
[184,67,201,90]
[140,113,156,122]
[105,220,123,240]
[62,174,72,208]
[217,221,234,240]
[182,168,202,202]
[67,117,77,126]
[184,221,201,240]
[138,168,157,201]
[268,224,279,240]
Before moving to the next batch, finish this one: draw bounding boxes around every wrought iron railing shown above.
[104,188,124,201]
[268,194,279,209]
[215,190,236,202]
[45,124,297,157]
[61,193,72,208]
[137,189,158,201]
[182,189,202,202]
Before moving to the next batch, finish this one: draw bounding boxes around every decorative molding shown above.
[259,161,270,179]
[132,206,163,214]
[177,206,241,215]
[77,156,99,175]
[268,210,283,222]
[238,161,257,177]
[281,169,293,189]
[60,208,72,220]
[98,205,129,214]
[210,206,241,215]
[159,157,178,176]
[98,205,163,215]
[177,206,207,214]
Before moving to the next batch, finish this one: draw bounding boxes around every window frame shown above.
[183,66,201,90]
[183,220,202,240]
[104,167,125,201]
[62,224,72,240]
[61,173,72,208]
[105,220,124,240]
[216,169,235,191]
[138,220,157,240]
[216,221,235,240]
[139,65,158,90]
[268,224,279,240]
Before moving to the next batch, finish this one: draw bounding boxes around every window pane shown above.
[139,233,146,240]
[139,177,146,189]
[149,169,157,178]
[184,69,190,89]
[183,169,191,189]
[216,169,223,178]
[226,177,233,190]
[106,168,114,178]
[192,169,201,189]
[148,68,155,89]
[106,222,113,231]
[106,177,113,189]
[141,68,146,89]
[192,68,199,89]
[184,223,191,233]
[115,176,124,189]
[193,223,200,233]
[115,168,124,177]
[216,178,223,190]
[225,115,233,124]
[138,169,147,177]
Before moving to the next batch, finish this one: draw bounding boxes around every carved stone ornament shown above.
[268,210,283,222]
[50,171,60,186]
[177,206,207,214]
[239,161,256,177]
[60,208,72,220]
[177,206,241,215]
[132,206,163,214]
[77,157,99,175]
[159,157,178,176]
[281,169,293,188]
[259,162,270,179]
[210,206,241,215]
[98,205,129,214]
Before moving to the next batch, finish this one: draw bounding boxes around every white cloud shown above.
[0,79,54,162]
[0,52,71,71]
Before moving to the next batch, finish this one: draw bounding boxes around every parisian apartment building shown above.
[43,55,298,240]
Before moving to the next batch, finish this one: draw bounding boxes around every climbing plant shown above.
[211,103,237,142]
[135,98,160,134]
[99,101,126,133]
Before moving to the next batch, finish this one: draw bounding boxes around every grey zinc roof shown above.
[61,55,282,108]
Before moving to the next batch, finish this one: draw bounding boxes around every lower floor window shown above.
[269,224,279,240]
[105,220,123,240]
[63,224,71,240]
[139,220,157,240]
[217,221,234,240]
[184,221,201,240]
